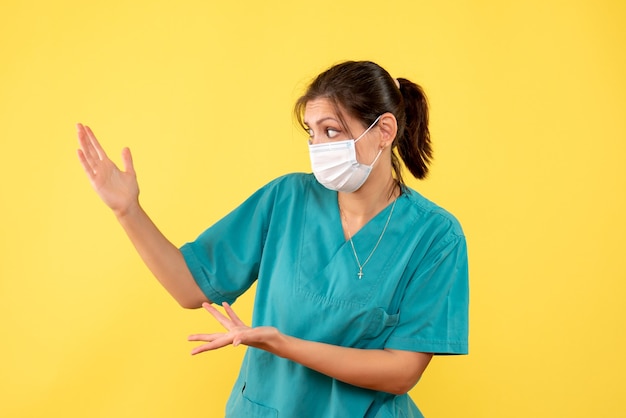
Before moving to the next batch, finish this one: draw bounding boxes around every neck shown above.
[338,172,399,234]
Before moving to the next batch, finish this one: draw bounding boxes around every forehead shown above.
[304,98,338,124]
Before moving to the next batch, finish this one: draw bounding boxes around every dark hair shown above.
[294,61,433,188]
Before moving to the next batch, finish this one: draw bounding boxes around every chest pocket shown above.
[363,307,399,340]
[226,383,279,418]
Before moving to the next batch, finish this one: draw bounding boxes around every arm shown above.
[276,335,432,395]
[114,203,208,308]
[76,124,207,308]
[189,303,433,395]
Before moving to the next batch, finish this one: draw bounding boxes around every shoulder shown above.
[250,173,321,206]
[402,187,465,241]
[264,172,318,191]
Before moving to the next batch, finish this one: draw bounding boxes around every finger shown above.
[77,123,100,163]
[187,333,223,342]
[222,302,246,327]
[121,147,135,175]
[190,335,236,355]
[77,148,96,178]
[202,302,235,329]
[84,125,109,161]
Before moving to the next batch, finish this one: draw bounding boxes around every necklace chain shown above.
[341,199,397,279]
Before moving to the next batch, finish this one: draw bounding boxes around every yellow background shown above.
[1,0,625,417]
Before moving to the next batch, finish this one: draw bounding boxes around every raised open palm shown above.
[76,123,139,216]
[188,302,281,355]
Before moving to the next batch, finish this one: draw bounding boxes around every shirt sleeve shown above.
[179,179,280,305]
[385,225,469,355]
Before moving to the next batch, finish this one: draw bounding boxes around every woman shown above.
[77,60,469,417]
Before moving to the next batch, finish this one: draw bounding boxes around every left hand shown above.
[188,302,281,355]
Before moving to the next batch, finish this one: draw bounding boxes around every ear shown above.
[377,113,398,148]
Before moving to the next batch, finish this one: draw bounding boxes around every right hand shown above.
[76,123,139,216]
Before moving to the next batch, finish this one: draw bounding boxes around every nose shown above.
[309,137,323,145]
[307,131,327,145]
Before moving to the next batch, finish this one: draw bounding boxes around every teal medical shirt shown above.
[181,173,469,418]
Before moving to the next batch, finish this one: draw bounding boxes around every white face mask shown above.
[308,115,383,193]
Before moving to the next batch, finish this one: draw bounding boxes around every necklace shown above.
[341,198,397,279]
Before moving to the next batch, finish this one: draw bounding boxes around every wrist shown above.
[270,332,293,359]
[252,328,290,358]
[114,199,142,221]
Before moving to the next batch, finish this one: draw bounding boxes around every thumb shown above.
[121,147,135,175]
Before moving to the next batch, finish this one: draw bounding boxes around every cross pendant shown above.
[358,270,363,279]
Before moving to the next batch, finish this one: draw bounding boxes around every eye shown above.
[326,128,340,139]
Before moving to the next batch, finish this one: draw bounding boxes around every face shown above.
[304,98,382,165]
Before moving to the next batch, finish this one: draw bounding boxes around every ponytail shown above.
[396,78,432,180]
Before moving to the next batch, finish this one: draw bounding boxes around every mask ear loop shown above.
[353,115,384,167]
[354,115,383,144]
[366,147,384,168]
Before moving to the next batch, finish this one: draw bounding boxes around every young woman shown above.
[77,60,469,417]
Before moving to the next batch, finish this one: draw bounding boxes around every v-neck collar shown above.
[334,192,403,242]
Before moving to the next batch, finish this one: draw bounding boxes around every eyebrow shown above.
[303,116,340,127]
